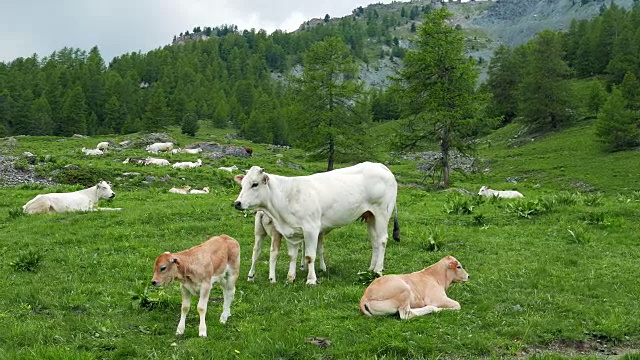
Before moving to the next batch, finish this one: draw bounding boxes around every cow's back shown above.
[199,235,240,273]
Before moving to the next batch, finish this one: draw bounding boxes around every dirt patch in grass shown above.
[519,339,640,359]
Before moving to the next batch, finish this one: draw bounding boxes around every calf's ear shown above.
[170,257,179,264]
[234,174,244,183]
[262,174,269,184]
[449,261,458,271]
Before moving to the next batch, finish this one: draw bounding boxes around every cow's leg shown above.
[196,282,212,337]
[434,297,461,310]
[286,240,300,282]
[317,233,326,272]
[248,215,267,281]
[268,231,282,283]
[303,230,320,285]
[367,216,389,274]
[219,269,238,324]
[399,305,441,320]
[301,234,325,272]
[176,285,191,335]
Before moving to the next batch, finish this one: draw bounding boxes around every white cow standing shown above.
[234,162,400,285]
[23,181,118,214]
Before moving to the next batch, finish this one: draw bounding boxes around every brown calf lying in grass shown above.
[359,255,468,320]
[151,234,240,337]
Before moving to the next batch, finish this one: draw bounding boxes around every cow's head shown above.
[96,181,116,199]
[478,186,489,196]
[444,256,469,283]
[151,252,180,286]
[233,166,269,210]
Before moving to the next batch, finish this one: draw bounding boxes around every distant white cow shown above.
[234,162,400,285]
[23,181,118,214]
[145,157,170,166]
[146,142,174,154]
[218,165,239,173]
[122,157,147,165]
[173,159,202,169]
[169,186,191,194]
[96,142,110,151]
[247,210,326,283]
[189,187,210,194]
[182,148,203,154]
[81,147,103,155]
[478,186,524,199]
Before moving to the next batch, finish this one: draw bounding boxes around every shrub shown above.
[553,192,580,206]
[581,211,608,226]
[422,226,445,251]
[505,198,552,219]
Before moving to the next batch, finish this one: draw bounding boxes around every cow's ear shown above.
[234,174,244,184]
[170,257,179,264]
[262,174,269,184]
[449,261,458,271]
[259,167,264,173]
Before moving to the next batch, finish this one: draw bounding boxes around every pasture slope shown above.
[0,121,639,359]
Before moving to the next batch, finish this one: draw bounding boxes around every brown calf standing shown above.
[359,255,469,320]
[151,235,240,337]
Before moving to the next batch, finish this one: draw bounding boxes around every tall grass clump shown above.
[10,250,43,272]
[443,193,474,215]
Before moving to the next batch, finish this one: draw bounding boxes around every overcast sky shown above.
[0,0,402,63]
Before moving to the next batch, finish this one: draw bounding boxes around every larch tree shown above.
[293,36,364,171]
[395,7,479,187]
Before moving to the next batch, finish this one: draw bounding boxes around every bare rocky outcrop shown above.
[0,155,57,188]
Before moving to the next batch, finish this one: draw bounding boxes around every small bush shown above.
[471,213,486,226]
[10,250,43,272]
[356,270,380,285]
[444,194,474,215]
[580,192,604,206]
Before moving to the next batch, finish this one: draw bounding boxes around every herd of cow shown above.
[20,148,527,337]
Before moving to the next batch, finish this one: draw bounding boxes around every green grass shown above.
[1,121,639,359]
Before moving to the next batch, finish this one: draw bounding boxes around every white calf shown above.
[152,235,240,337]
[478,186,524,198]
[23,181,117,214]
[248,210,326,283]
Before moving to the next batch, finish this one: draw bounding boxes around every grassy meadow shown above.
[1,121,639,359]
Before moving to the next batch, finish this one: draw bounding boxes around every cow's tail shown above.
[360,300,373,316]
[392,205,400,242]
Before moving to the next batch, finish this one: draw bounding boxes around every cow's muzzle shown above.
[234,201,243,210]
[109,193,116,199]
[151,280,159,286]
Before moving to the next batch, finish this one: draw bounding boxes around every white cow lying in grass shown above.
[146,142,174,154]
[171,148,203,154]
[173,159,202,169]
[81,147,103,155]
[23,181,119,214]
[145,157,170,166]
[169,186,191,194]
[96,142,110,151]
[189,187,210,194]
[218,165,239,172]
[478,186,524,198]
[360,255,469,319]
